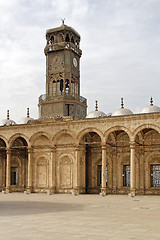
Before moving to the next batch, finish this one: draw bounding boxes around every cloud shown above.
[0,0,160,120]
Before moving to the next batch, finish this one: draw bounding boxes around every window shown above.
[97,165,107,186]
[11,167,18,185]
[151,165,160,187]
[123,165,130,187]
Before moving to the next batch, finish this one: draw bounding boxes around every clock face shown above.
[73,57,77,67]
[53,55,61,65]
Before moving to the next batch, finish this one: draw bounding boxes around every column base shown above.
[5,187,11,193]
[26,187,32,194]
[130,188,136,197]
[72,187,80,196]
[100,187,107,196]
[49,187,56,195]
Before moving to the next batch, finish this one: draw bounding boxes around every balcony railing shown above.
[39,93,87,105]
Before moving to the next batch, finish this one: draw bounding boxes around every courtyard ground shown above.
[0,193,160,240]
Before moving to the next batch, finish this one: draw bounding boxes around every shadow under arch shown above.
[9,133,29,148]
[0,135,8,148]
[133,124,160,141]
[77,128,103,194]
[104,126,132,143]
[77,127,104,145]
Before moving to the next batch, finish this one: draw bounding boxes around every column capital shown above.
[101,144,107,150]
[27,147,33,153]
[75,145,80,151]
[6,148,11,154]
[129,141,136,149]
[50,146,56,152]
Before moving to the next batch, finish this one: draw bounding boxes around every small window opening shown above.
[11,167,18,185]
[65,79,69,93]
[65,34,70,42]
[71,36,75,44]
[60,79,63,93]
[49,36,54,44]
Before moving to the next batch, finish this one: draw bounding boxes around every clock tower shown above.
[38,21,87,119]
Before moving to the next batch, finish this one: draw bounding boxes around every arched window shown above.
[65,79,69,94]
[49,36,54,45]
[65,34,70,42]
[71,36,75,44]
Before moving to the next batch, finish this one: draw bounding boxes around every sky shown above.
[0,0,160,121]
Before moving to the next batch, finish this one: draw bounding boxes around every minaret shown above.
[38,21,87,119]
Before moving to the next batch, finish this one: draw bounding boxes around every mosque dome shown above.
[139,97,160,114]
[0,110,16,126]
[18,108,34,124]
[86,101,106,119]
[112,98,133,116]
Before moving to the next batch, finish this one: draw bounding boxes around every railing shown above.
[44,42,82,56]
[39,93,87,105]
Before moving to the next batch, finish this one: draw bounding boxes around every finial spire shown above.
[61,18,65,25]
[95,100,98,111]
[27,108,30,118]
[121,98,124,109]
[7,110,9,120]
[150,97,153,106]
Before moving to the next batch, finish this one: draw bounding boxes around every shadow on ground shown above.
[0,201,84,216]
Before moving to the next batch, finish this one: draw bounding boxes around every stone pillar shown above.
[27,148,33,193]
[49,147,56,194]
[73,146,80,195]
[101,145,107,196]
[130,142,136,196]
[6,149,11,193]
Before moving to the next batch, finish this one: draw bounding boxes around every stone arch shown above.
[53,130,76,145]
[0,135,8,148]
[77,128,103,144]
[30,132,51,146]
[9,133,29,148]
[104,126,132,143]
[133,124,160,141]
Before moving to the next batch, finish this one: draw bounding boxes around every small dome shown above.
[86,110,106,118]
[18,108,34,124]
[140,97,160,114]
[112,98,133,116]
[86,100,106,119]
[0,110,16,126]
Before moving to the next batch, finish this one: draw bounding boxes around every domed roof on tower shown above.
[86,101,106,118]
[18,108,34,124]
[139,97,160,114]
[112,98,133,116]
[0,110,16,126]
[46,19,81,38]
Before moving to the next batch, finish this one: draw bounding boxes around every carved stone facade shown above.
[0,22,160,196]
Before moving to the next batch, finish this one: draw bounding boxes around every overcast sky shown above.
[0,0,160,121]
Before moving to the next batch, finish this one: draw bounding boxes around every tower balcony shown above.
[44,42,82,56]
[39,93,87,105]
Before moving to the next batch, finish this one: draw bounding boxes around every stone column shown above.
[27,148,33,193]
[130,142,136,196]
[101,144,107,196]
[49,147,56,194]
[73,146,80,195]
[6,149,11,193]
